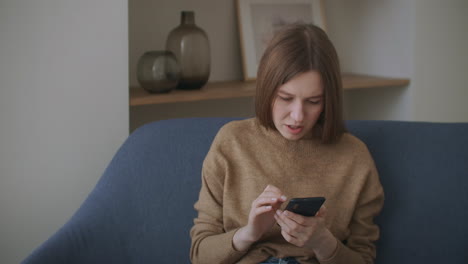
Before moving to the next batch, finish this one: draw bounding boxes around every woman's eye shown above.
[308,100,321,105]
[279,96,292,101]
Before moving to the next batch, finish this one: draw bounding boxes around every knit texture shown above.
[190,118,384,264]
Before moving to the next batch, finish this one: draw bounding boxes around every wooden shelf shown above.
[130,73,410,106]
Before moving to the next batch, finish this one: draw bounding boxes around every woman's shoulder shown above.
[215,118,257,139]
[337,132,373,158]
[340,132,366,147]
[206,118,259,158]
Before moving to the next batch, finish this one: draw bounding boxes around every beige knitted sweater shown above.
[190,118,384,264]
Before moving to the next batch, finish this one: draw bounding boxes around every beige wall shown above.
[411,0,468,122]
[0,1,128,263]
[327,0,413,121]
[129,0,468,129]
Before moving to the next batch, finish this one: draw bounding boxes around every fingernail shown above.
[276,210,281,215]
[283,211,289,216]
[281,195,287,201]
[271,198,277,202]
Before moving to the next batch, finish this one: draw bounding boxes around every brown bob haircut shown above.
[255,23,345,144]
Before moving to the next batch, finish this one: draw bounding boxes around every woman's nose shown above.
[290,102,304,122]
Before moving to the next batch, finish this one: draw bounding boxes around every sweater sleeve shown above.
[321,159,385,264]
[190,129,247,264]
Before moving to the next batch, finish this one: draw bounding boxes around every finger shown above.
[263,185,286,201]
[264,184,281,193]
[281,227,300,245]
[253,205,273,216]
[274,211,285,227]
[275,213,297,237]
[256,194,286,201]
[261,193,287,204]
[276,211,313,246]
[276,210,303,234]
[253,197,282,208]
[258,193,287,204]
[260,191,284,200]
[282,210,309,226]
[278,195,288,202]
[315,205,327,218]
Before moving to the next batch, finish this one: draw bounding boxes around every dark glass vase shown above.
[137,50,180,93]
[166,11,210,90]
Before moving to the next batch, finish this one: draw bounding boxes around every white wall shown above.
[0,1,128,263]
[325,0,414,121]
[329,0,468,122]
[411,0,468,122]
[129,0,468,127]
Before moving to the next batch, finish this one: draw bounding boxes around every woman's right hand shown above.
[233,185,286,251]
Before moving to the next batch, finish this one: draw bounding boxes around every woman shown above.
[190,23,384,264]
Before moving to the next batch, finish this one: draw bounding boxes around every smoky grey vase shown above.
[137,50,180,93]
[166,11,210,90]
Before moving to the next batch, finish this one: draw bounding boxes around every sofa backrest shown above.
[347,120,468,263]
[23,118,468,264]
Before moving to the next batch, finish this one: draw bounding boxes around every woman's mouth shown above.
[286,125,303,135]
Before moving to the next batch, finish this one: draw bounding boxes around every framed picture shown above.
[236,0,326,81]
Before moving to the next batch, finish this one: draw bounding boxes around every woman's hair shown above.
[255,23,345,144]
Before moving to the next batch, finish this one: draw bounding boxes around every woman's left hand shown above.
[274,206,337,259]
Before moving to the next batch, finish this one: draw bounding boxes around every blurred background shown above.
[129,0,468,130]
[1,0,467,263]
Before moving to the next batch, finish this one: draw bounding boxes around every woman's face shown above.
[272,70,324,140]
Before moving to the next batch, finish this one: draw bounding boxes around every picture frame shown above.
[236,0,327,81]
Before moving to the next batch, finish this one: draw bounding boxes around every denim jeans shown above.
[259,257,300,264]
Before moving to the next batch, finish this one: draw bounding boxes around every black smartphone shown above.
[285,197,326,217]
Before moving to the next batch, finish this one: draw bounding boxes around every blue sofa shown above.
[22,118,468,264]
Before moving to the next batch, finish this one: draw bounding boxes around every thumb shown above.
[315,205,327,217]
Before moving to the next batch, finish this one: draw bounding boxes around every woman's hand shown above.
[274,206,338,260]
[233,185,287,251]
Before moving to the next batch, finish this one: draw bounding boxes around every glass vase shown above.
[136,50,180,93]
[166,11,210,90]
